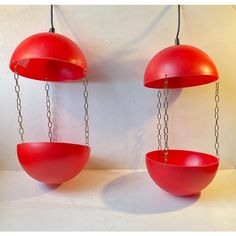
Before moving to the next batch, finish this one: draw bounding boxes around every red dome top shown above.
[9,32,87,82]
[144,45,218,89]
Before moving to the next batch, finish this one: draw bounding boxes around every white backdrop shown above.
[0,5,235,170]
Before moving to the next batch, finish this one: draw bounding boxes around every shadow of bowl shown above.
[102,171,200,214]
[0,170,60,202]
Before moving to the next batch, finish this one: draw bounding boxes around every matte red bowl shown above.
[146,150,219,196]
[17,142,90,184]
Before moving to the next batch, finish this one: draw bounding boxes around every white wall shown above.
[0,5,235,170]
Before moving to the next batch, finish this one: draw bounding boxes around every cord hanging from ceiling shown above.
[175,5,181,45]
[49,4,55,33]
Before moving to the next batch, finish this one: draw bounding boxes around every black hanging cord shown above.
[49,5,55,33]
[175,5,181,45]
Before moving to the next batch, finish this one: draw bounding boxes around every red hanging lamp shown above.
[144,5,220,196]
[9,5,90,185]
[9,32,87,82]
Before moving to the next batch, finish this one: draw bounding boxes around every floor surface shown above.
[0,169,235,231]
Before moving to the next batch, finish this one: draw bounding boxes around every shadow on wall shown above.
[56,5,173,83]
[102,171,200,214]
[85,155,118,169]
[47,6,183,170]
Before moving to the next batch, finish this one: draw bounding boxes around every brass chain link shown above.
[157,90,162,150]
[45,81,53,142]
[214,81,220,157]
[14,65,24,143]
[163,76,169,164]
[83,77,89,146]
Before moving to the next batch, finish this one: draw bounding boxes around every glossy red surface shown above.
[10,32,87,82]
[17,142,90,184]
[144,45,218,88]
[146,150,219,196]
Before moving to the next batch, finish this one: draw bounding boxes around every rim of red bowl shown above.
[17,142,90,148]
[146,149,219,168]
[17,141,90,150]
[17,141,90,147]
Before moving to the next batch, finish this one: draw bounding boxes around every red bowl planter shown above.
[17,142,90,184]
[146,150,219,196]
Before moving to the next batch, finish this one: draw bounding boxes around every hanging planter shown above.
[144,5,220,196]
[9,5,90,185]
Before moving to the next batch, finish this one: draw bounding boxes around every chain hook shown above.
[163,75,169,165]
[157,90,162,150]
[14,64,25,144]
[83,77,90,146]
[45,79,53,142]
[214,81,220,157]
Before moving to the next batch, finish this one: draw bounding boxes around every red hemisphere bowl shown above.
[146,150,219,196]
[144,45,218,88]
[9,32,87,82]
[17,142,90,184]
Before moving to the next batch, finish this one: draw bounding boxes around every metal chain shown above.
[45,81,53,142]
[14,65,24,143]
[83,77,89,146]
[163,75,169,164]
[214,81,220,157]
[157,90,162,150]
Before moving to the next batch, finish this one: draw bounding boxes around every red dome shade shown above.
[146,150,219,196]
[17,142,90,184]
[9,32,87,82]
[144,45,218,89]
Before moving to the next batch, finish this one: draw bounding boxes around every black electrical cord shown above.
[175,5,181,45]
[49,5,55,33]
